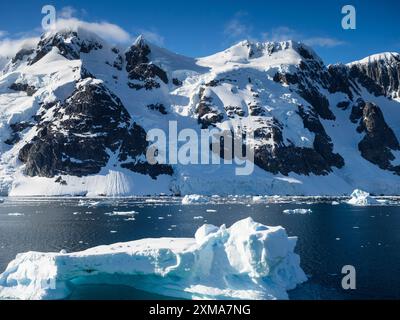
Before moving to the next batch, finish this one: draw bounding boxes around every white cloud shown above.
[224,16,346,49]
[137,29,165,46]
[261,27,301,42]
[262,26,345,48]
[303,37,346,48]
[59,6,77,19]
[0,31,7,38]
[0,37,39,58]
[54,18,132,43]
[224,12,253,40]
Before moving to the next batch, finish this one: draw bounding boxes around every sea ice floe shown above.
[104,211,138,217]
[7,213,24,216]
[0,217,307,300]
[282,209,312,215]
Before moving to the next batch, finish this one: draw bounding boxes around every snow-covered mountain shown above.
[1,26,400,196]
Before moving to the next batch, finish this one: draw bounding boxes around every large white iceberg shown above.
[0,218,306,300]
[347,189,380,206]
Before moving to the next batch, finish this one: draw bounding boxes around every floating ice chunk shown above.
[252,196,269,203]
[104,211,138,217]
[181,194,209,205]
[0,218,307,300]
[331,201,340,206]
[282,209,312,215]
[206,209,217,213]
[7,213,24,216]
[78,200,101,207]
[193,216,204,220]
[347,189,380,206]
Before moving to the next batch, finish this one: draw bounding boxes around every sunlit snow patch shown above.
[0,217,306,300]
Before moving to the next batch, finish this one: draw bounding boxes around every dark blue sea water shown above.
[0,197,399,300]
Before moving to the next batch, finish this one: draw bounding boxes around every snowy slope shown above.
[0,26,399,196]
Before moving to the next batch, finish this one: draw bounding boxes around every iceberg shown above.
[181,194,209,205]
[0,218,306,300]
[347,189,380,206]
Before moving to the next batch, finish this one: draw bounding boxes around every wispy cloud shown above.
[223,11,253,41]
[303,37,346,48]
[137,29,165,46]
[0,37,39,58]
[49,6,132,44]
[261,26,301,42]
[0,31,7,38]
[59,6,77,19]
[262,27,345,48]
[224,14,345,49]
[55,18,132,43]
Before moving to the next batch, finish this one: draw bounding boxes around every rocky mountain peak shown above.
[28,28,105,65]
[348,52,400,99]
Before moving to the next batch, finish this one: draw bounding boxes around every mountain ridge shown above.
[0,27,400,196]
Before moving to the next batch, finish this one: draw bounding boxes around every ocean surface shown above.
[0,197,399,300]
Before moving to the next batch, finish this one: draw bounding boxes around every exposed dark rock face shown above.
[17,80,172,179]
[350,54,400,99]
[11,48,34,64]
[29,31,103,65]
[225,105,244,118]
[172,78,183,86]
[125,37,168,89]
[196,88,224,128]
[273,59,336,120]
[9,83,37,96]
[326,64,356,100]
[348,66,385,97]
[147,103,167,115]
[297,106,344,169]
[4,122,34,145]
[113,54,123,71]
[248,103,265,116]
[351,101,400,174]
[337,101,350,110]
[253,116,343,176]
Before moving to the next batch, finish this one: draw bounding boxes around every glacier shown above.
[0,217,307,300]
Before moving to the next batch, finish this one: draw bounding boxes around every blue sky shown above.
[0,0,399,64]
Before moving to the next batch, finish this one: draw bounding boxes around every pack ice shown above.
[0,218,306,300]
